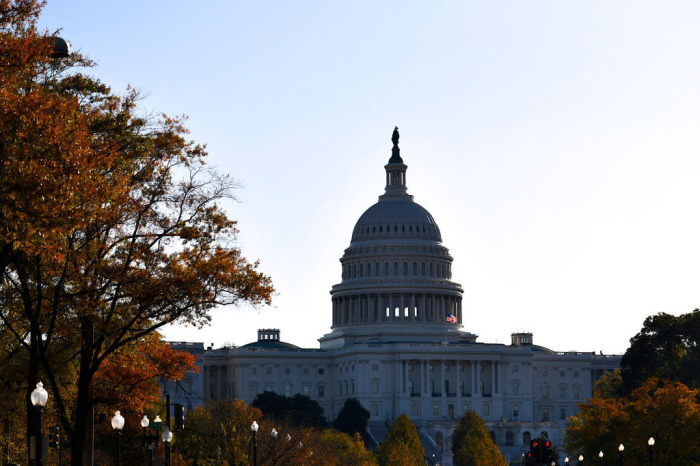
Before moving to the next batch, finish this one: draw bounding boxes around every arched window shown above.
[523,431,531,445]
[505,431,514,446]
[540,431,549,440]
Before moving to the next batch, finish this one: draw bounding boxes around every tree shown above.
[564,377,700,465]
[252,391,326,428]
[451,411,507,466]
[375,413,424,466]
[334,398,370,436]
[313,430,377,466]
[620,309,700,394]
[176,399,262,465]
[0,1,274,464]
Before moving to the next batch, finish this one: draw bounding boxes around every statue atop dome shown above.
[389,126,403,164]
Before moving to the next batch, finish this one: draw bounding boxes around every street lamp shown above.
[598,450,603,465]
[579,454,584,465]
[565,457,569,464]
[251,421,259,466]
[162,427,173,466]
[29,381,48,465]
[141,415,161,466]
[647,437,655,466]
[111,411,125,466]
[618,444,624,466]
[270,428,278,465]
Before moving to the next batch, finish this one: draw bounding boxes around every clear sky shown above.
[39,1,700,355]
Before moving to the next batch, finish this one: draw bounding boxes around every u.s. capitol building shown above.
[166,129,620,464]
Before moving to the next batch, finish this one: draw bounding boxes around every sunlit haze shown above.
[40,1,700,355]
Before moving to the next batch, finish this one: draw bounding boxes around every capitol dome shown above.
[350,199,442,244]
[320,128,475,348]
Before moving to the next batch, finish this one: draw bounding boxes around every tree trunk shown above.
[71,321,95,466]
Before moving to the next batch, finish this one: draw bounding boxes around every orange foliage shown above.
[94,334,197,413]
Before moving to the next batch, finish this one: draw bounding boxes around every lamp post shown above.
[647,437,654,466]
[251,421,259,466]
[618,444,624,466]
[270,428,278,465]
[29,381,48,465]
[141,415,161,466]
[565,457,569,464]
[162,427,173,466]
[598,450,604,465]
[579,454,584,465]
[111,411,125,466]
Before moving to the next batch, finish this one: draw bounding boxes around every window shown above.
[394,262,398,275]
[559,386,567,399]
[448,404,455,419]
[542,408,550,422]
[303,385,310,396]
[372,381,379,394]
[560,408,566,420]
[412,262,417,275]
[433,403,440,416]
[250,367,257,375]
[352,382,355,394]
[513,365,519,373]
[408,380,414,394]
[560,370,566,377]
[384,262,389,275]
[511,382,519,395]
[574,370,579,377]
[318,385,325,398]
[542,371,549,378]
[573,386,580,399]
[284,381,292,397]
[265,384,272,392]
[483,403,490,416]
[430,380,435,394]
[412,403,419,417]
[371,363,378,371]
[303,367,310,375]
[372,404,379,416]
[284,368,290,375]
[250,384,258,396]
[375,263,380,276]
[542,382,550,399]
[318,368,324,375]
[266,368,272,375]
[523,431,531,445]
[403,262,408,275]
[505,431,515,446]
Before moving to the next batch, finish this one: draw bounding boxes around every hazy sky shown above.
[40,1,700,355]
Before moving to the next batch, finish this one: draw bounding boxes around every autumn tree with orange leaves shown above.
[564,375,700,465]
[0,1,274,464]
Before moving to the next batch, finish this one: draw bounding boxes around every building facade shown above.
[170,129,620,464]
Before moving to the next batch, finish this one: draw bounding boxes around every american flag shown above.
[446,314,457,324]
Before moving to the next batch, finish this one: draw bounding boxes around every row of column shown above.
[398,359,501,396]
[332,293,462,325]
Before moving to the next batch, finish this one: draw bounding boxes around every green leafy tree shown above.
[621,309,700,394]
[334,398,370,436]
[252,391,326,428]
[177,399,262,465]
[375,413,424,466]
[451,410,507,466]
